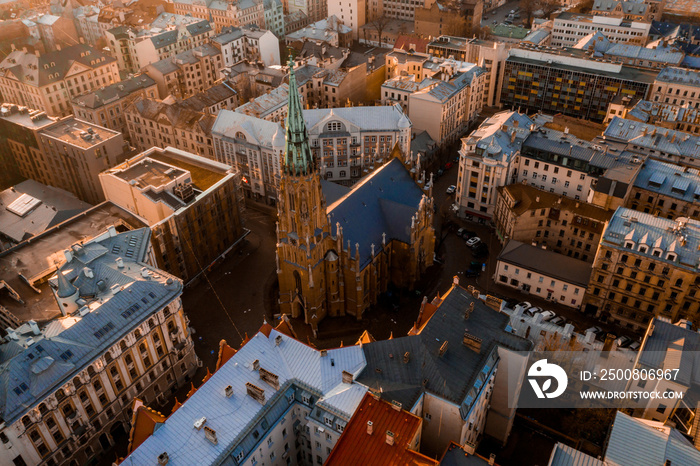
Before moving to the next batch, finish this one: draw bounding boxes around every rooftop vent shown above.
[203,426,217,445]
[193,417,206,430]
[386,431,395,446]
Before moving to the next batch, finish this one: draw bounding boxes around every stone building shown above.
[276,62,435,334]
[494,183,613,263]
[583,208,700,331]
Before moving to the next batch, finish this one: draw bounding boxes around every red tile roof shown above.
[325,393,438,466]
[394,34,431,54]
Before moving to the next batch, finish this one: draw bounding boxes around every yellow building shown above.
[276,61,435,334]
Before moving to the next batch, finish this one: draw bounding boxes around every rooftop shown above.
[181,83,237,111]
[285,15,351,43]
[39,117,121,148]
[655,67,700,86]
[602,207,700,272]
[0,103,54,130]
[304,104,410,134]
[498,184,612,222]
[0,226,178,426]
[235,83,289,118]
[357,283,531,411]
[211,109,284,149]
[0,202,146,323]
[547,442,604,466]
[0,180,92,245]
[124,328,367,465]
[633,158,700,204]
[127,98,216,136]
[72,74,156,110]
[439,442,495,465]
[497,239,593,287]
[602,116,700,162]
[464,111,535,163]
[326,393,438,466]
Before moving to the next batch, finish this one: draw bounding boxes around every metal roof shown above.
[547,442,604,466]
[603,117,700,161]
[497,240,593,287]
[124,329,366,465]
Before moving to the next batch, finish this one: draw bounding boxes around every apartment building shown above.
[626,159,700,220]
[0,44,120,117]
[605,98,700,135]
[182,83,239,113]
[651,67,700,109]
[71,75,159,137]
[125,97,216,159]
[551,12,651,47]
[105,15,215,74]
[305,104,412,184]
[212,110,286,204]
[357,282,532,455]
[501,48,655,123]
[174,0,281,34]
[235,83,294,123]
[592,0,655,22]
[494,183,613,262]
[408,65,485,144]
[124,323,368,466]
[144,44,225,99]
[495,240,592,308]
[73,6,102,45]
[33,14,80,51]
[285,15,354,48]
[326,393,437,465]
[456,111,534,219]
[583,208,700,331]
[287,0,328,23]
[212,25,281,67]
[0,226,198,466]
[100,147,247,283]
[37,117,126,205]
[416,2,482,37]
[573,31,685,69]
[600,117,700,169]
[328,0,366,39]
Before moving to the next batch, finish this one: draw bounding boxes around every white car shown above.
[517,301,533,311]
[539,310,556,321]
[446,185,456,195]
[466,237,481,248]
[525,306,542,317]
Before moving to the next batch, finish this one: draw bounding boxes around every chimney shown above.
[224,385,233,397]
[464,302,474,320]
[463,332,482,353]
[342,370,353,384]
[403,351,410,363]
[252,359,260,371]
[385,431,395,446]
[158,452,169,465]
[28,320,40,336]
[462,442,476,455]
[439,340,448,357]
[56,44,61,51]
[64,249,73,263]
[115,257,124,268]
[320,349,328,357]
[511,131,516,143]
[203,426,217,445]
[367,421,373,435]
[535,196,540,203]
[489,454,496,465]
[391,400,402,411]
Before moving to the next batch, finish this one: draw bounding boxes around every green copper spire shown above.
[284,57,315,176]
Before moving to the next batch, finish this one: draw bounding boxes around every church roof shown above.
[326,158,425,269]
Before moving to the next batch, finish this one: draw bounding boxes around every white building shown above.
[495,240,592,308]
[551,12,651,48]
[212,110,286,204]
[212,25,281,67]
[328,0,366,40]
[304,104,412,185]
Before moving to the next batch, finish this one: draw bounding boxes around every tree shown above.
[365,14,391,47]
[538,0,561,18]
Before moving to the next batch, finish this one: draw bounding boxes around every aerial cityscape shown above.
[1,0,700,464]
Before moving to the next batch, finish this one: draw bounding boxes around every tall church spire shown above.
[284,57,315,176]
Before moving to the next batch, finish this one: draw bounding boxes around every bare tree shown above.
[444,15,469,36]
[537,0,561,18]
[521,0,538,27]
[365,14,391,47]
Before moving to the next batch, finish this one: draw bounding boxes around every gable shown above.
[64,60,92,78]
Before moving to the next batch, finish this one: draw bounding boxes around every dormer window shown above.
[639,245,648,253]
[624,241,634,249]
[652,249,661,257]
[667,253,677,262]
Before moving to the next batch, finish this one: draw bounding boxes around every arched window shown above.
[675,278,683,287]
[55,389,65,401]
[22,416,31,428]
[38,403,48,416]
[87,366,96,378]
[293,271,302,294]
[120,340,127,351]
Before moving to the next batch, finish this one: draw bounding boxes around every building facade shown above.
[99,147,247,283]
[551,12,651,47]
[583,208,700,331]
[0,226,198,466]
[0,45,120,117]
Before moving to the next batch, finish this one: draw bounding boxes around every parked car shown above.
[539,310,556,321]
[525,306,543,317]
[466,237,481,248]
[444,162,453,169]
[615,335,633,348]
[628,341,641,351]
[446,185,456,195]
[517,301,533,311]
[492,19,498,24]
[437,169,444,176]
[585,326,603,336]
[457,228,476,239]
[549,316,566,326]
[473,243,489,258]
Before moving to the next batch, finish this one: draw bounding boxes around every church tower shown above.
[276,59,333,332]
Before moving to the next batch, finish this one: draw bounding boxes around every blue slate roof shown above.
[0,228,182,425]
[634,159,700,204]
[603,117,700,160]
[327,158,426,269]
[357,286,531,411]
[602,207,700,272]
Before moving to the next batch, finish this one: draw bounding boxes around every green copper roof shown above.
[284,58,315,176]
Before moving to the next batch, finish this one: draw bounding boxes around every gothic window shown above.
[294,271,302,295]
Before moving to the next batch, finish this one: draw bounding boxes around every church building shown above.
[276,60,436,335]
